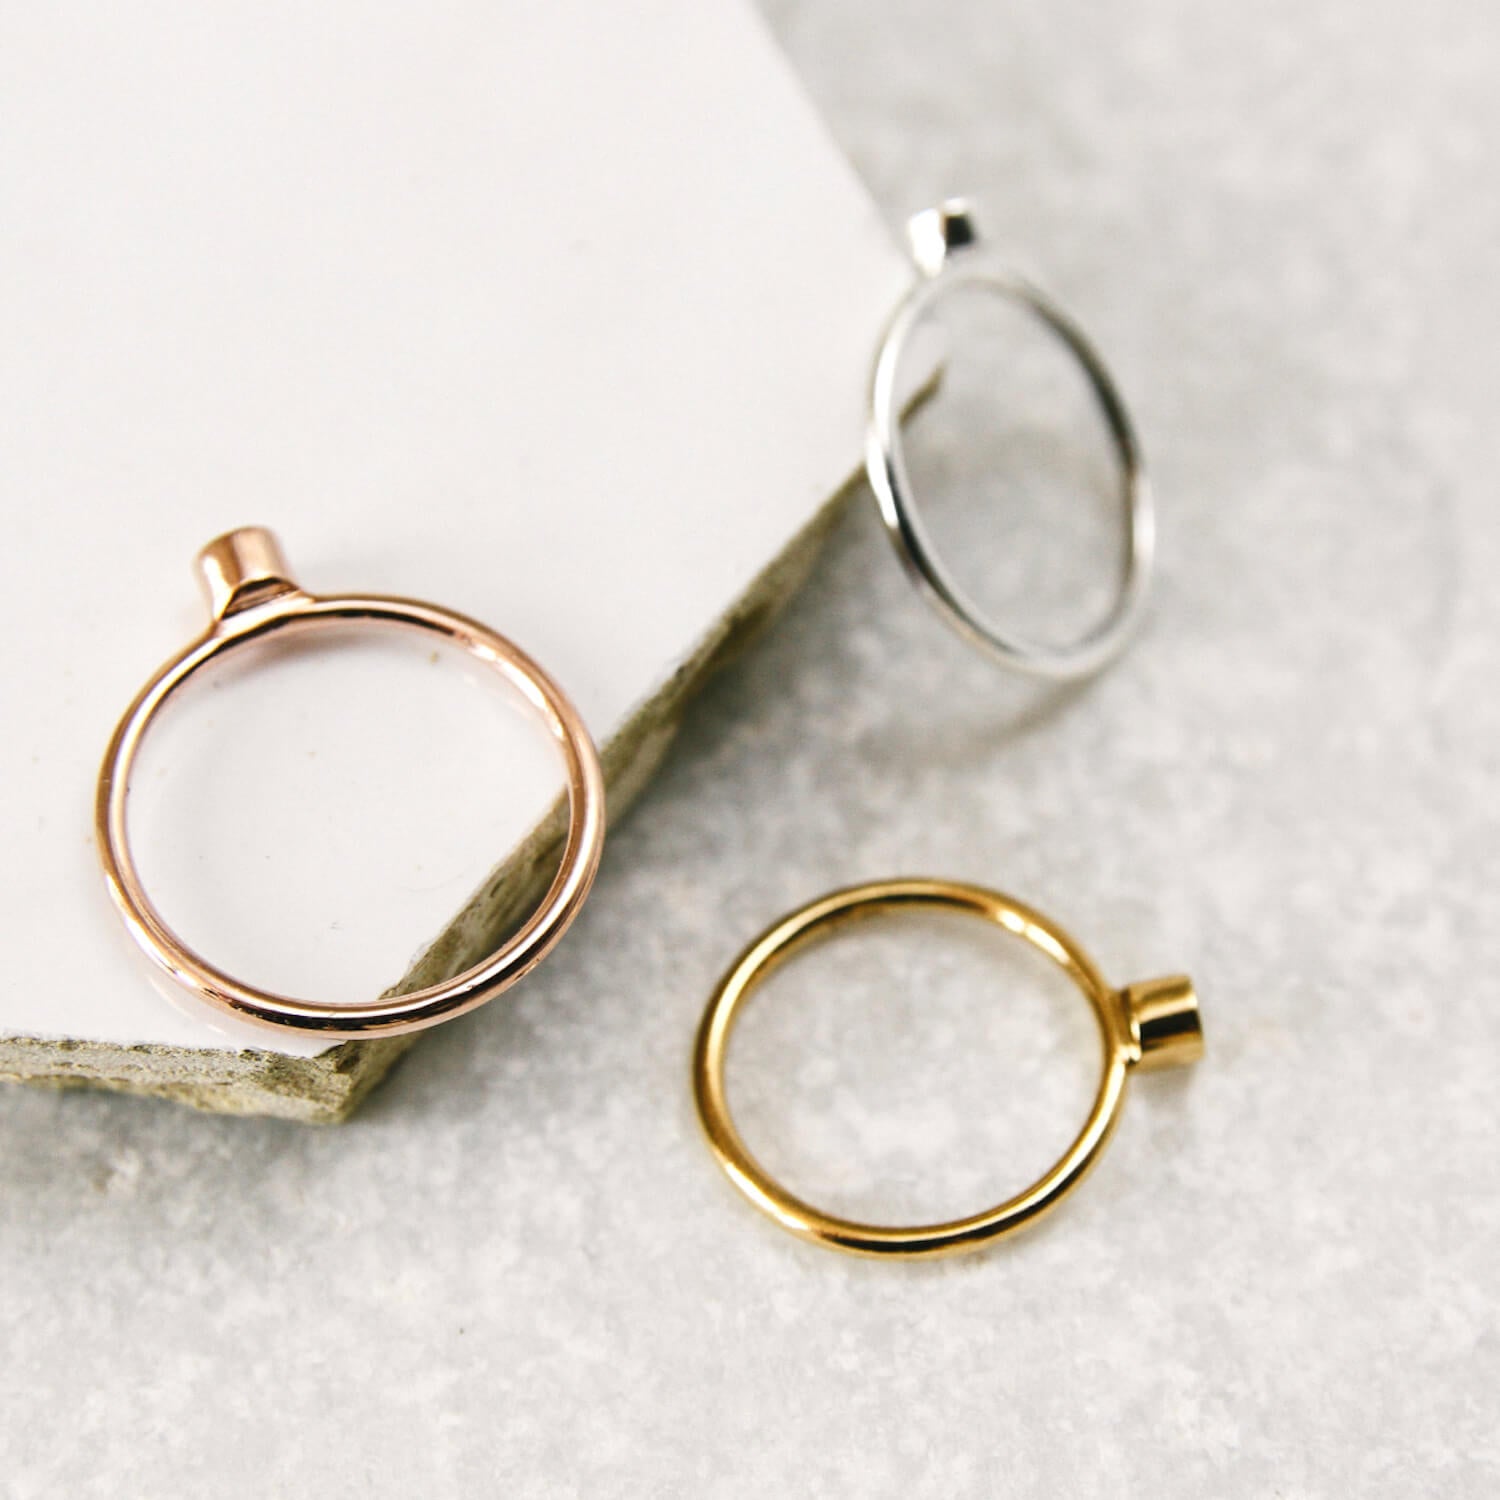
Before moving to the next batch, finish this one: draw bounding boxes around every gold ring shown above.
[96,526,606,1039]
[692,878,1203,1258]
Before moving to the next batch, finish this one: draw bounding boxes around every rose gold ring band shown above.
[95,526,606,1039]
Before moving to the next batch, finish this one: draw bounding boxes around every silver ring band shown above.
[866,201,1155,680]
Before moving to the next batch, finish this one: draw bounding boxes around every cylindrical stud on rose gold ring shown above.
[95,525,606,1039]
[693,879,1203,1258]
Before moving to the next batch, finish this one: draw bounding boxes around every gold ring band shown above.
[692,878,1202,1258]
[96,527,606,1039]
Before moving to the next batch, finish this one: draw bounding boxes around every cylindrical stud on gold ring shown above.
[692,879,1202,1258]
[95,525,606,1039]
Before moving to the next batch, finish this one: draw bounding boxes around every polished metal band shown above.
[693,879,1202,1258]
[867,201,1155,679]
[96,527,606,1038]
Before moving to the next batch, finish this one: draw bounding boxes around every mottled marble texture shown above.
[3,0,1497,1493]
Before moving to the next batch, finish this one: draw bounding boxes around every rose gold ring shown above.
[95,526,606,1039]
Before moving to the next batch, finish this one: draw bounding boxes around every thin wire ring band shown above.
[692,878,1202,1258]
[866,201,1155,680]
[96,526,606,1039]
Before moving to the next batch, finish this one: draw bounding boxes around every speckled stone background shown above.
[4,1,1497,1493]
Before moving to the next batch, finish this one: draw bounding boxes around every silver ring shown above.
[866,200,1155,680]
